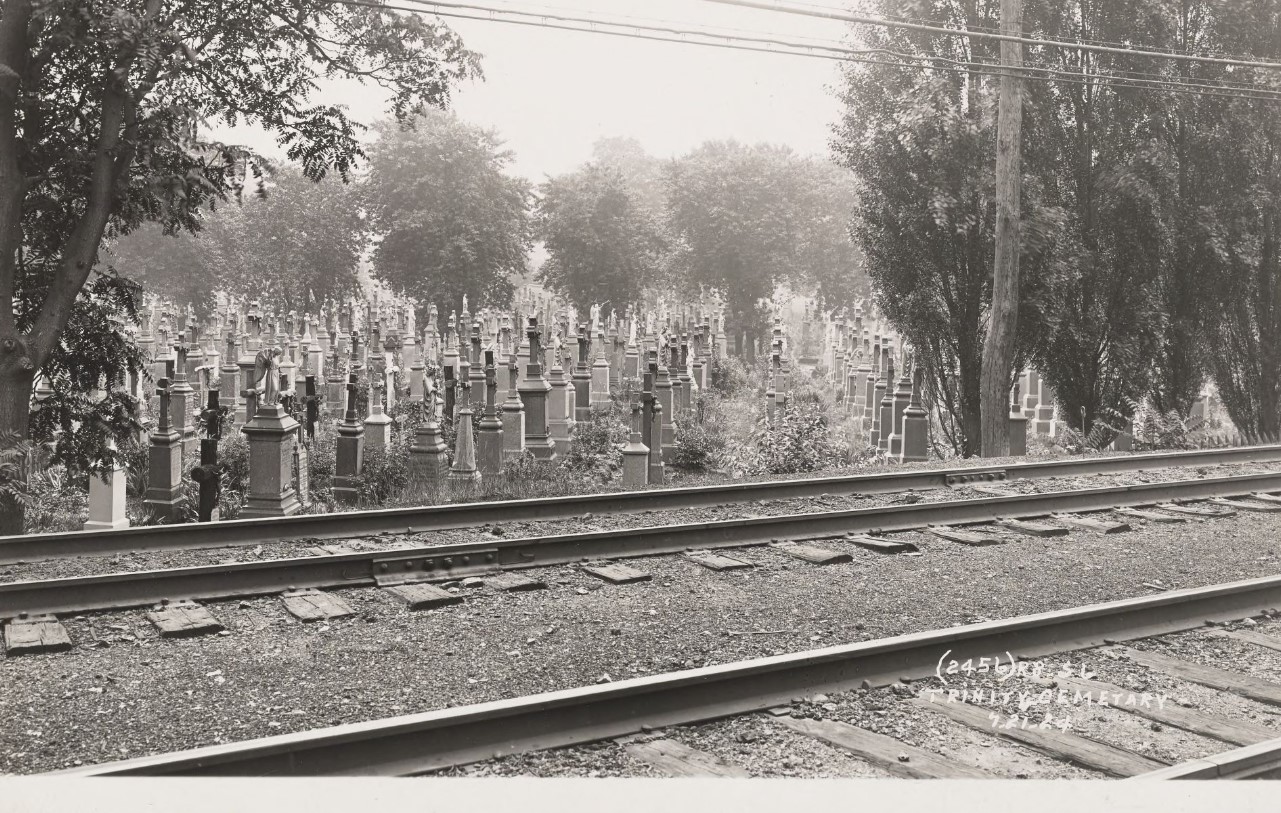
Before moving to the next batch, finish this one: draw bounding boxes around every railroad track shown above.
[5,470,1281,621]
[3,444,1279,565]
[55,571,1281,778]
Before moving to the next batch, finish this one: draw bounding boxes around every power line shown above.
[780,0,1280,64]
[332,0,1281,102]
[392,0,1281,98]
[701,0,1281,71]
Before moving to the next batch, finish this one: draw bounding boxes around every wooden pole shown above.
[980,0,1023,457]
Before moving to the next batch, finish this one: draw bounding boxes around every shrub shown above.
[673,394,730,472]
[742,398,844,476]
[355,442,410,507]
[560,404,626,483]
[483,451,588,500]
[23,465,88,533]
[707,354,753,397]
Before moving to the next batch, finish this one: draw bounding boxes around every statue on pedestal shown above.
[253,347,282,406]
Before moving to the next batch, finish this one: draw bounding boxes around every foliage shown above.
[706,354,753,398]
[559,404,626,483]
[672,394,728,472]
[25,276,147,474]
[664,141,868,356]
[20,465,87,534]
[536,162,666,314]
[366,112,532,322]
[355,443,410,508]
[831,0,1061,456]
[0,0,478,533]
[741,398,844,476]
[0,430,35,513]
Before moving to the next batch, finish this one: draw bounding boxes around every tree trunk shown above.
[980,0,1023,457]
[0,363,34,534]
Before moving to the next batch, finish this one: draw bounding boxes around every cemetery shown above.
[4,0,1281,798]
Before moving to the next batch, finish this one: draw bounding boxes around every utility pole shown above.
[980,0,1023,456]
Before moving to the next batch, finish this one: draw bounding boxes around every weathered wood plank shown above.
[1115,507,1185,523]
[686,551,754,571]
[624,739,751,777]
[775,544,852,565]
[1211,497,1281,513]
[1156,503,1235,518]
[776,715,991,778]
[911,696,1165,776]
[280,589,355,622]
[383,582,464,610]
[1210,627,1281,654]
[3,615,73,655]
[1051,674,1275,747]
[1117,646,1281,707]
[846,534,918,553]
[582,562,652,584]
[1050,513,1131,534]
[996,518,1070,538]
[487,572,548,592]
[147,601,224,638]
[928,525,1003,546]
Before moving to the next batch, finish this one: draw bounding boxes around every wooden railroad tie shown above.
[383,582,464,611]
[1211,497,1281,513]
[1114,507,1184,523]
[927,525,1003,546]
[3,615,73,656]
[846,533,918,553]
[1156,502,1235,518]
[995,518,1069,538]
[582,562,652,584]
[624,739,751,777]
[776,715,991,778]
[1050,513,1131,534]
[772,542,853,565]
[147,600,224,638]
[685,551,754,571]
[280,588,356,622]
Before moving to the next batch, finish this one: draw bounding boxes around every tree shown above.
[665,141,863,361]
[0,0,479,532]
[831,0,1060,456]
[102,221,223,320]
[208,166,366,311]
[536,162,666,315]
[365,112,532,326]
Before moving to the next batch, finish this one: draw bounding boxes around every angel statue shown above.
[252,346,283,406]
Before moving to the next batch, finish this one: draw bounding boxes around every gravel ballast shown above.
[3,490,1281,775]
[2,459,1274,584]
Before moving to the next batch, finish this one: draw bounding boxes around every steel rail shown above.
[1133,736,1281,779]
[56,572,1281,776]
[4,471,1281,618]
[3,445,1279,565]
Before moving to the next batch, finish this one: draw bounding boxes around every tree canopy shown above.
[365,111,532,325]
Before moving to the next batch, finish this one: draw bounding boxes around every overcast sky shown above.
[215,0,858,183]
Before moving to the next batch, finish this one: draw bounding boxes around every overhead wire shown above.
[330,0,1281,102]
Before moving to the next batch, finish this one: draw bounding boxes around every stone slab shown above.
[583,563,652,584]
[686,551,754,571]
[776,544,852,565]
[487,572,548,592]
[846,534,918,553]
[625,739,751,777]
[928,525,1003,546]
[3,615,73,655]
[146,601,224,638]
[383,582,464,610]
[280,589,356,622]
